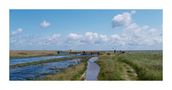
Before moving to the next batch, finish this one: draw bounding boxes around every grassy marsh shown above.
[97,51,162,80]
[10,50,58,59]
[10,56,90,69]
[43,61,87,80]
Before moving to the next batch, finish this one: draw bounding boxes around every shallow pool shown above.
[10,59,81,80]
[10,55,72,65]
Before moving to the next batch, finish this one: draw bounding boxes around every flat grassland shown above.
[97,51,162,80]
[10,50,57,59]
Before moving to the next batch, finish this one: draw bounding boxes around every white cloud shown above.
[110,11,162,48]
[48,34,61,41]
[44,34,61,45]
[11,28,23,36]
[10,11,162,50]
[80,32,109,44]
[65,32,109,45]
[84,32,98,42]
[67,33,81,41]
[40,20,51,28]
[64,24,161,49]
[99,34,108,42]
[110,24,162,47]
[112,12,132,28]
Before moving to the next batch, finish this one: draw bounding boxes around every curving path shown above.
[85,57,100,80]
[122,62,138,80]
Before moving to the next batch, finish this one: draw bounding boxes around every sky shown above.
[10,10,162,50]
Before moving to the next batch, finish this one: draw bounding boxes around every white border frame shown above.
[0,0,172,90]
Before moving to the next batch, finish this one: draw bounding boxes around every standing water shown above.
[10,55,71,65]
[10,59,81,80]
[85,57,100,80]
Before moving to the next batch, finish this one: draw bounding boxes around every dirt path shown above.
[122,62,138,80]
[85,57,100,80]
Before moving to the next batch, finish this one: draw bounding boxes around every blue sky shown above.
[10,10,162,50]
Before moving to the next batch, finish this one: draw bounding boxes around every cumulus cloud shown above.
[40,20,51,28]
[99,34,108,42]
[11,28,23,36]
[65,32,109,45]
[44,34,61,45]
[82,32,99,43]
[10,11,162,50]
[110,34,123,44]
[48,34,61,41]
[77,32,108,45]
[67,33,81,41]
[112,12,133,28]
[110,11,162,48]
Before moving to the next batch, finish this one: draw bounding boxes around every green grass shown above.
[119,52,162,80]
[97,54,127,80]
[42,60,87,80]
[97,51,162,80]
[10,56,90,69]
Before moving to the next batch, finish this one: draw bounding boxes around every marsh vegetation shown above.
[97,51,162,80]
[10,50,162,80]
